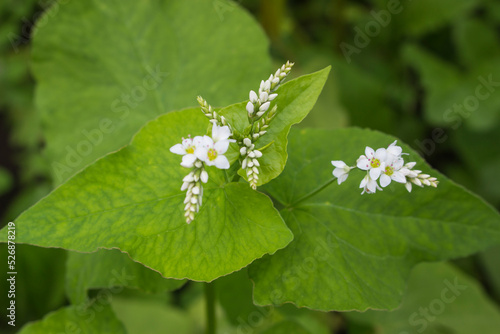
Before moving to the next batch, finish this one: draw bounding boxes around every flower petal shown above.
[360,175,369,188]
[246,101,254,114]
[193,136,205,147]
[391,171,407,184]
[331,160,347,168]
[211,123,220,140]
[365,146,374,158]
[181,154,197,168]
[367,179,377,193]
[249,90,258,103]
[214,155,230,169]
[337,174,348,185]
[357,157,370,170]
[380,174,391,187]
[214,139,230,154]
[370,167,382,180]
[374,148,387,160]
[195,147,208,161]
[387,141,402,156]
[332,168,346,178]
[200,170,209,183]
[170,143,186,155]
[393,157,404,170]
[202,135,214,147]
[217,126,231,142]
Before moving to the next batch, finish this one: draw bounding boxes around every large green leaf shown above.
[66,249,186,305]
[249,128,500,311]
[220,66,330,186]
[2,108,292,282]
[18,302,126,334]
[217,268,265,326]
[479,245,500,302]
[347,262,500,334]
[32,0,271,184]
[111,296,195,334]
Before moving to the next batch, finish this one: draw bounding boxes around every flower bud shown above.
[246,101,254,115]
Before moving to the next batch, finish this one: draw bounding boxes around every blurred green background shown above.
[1,0,500,333]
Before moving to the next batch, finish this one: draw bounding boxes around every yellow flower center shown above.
[186,146,195,154]
[385,166,394,176]
[207,148,217,161]
[370,158,380,168]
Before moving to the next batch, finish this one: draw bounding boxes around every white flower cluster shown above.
[246,61,294,119]
[170,123,233,223]
[240,61,293,189]
[332,141,438,195]
[197,96,229,128]
[240,138,263,190]
[170,61,294,222]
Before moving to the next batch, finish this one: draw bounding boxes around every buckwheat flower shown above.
[379,157,406,187]
[249,90,258,103]
[195,136,230,169]
[211,123,235,143]
[181,164,207,224]
[386,140,403,159]
[170,136,204,168]
[246,101,255,116]
[331,160,353,185]
[360,174,382,195]
[405,181,413,193]
[246,61,294,121]
[240,138,263,190]
[357,147,387,180]
[398,161,439,192]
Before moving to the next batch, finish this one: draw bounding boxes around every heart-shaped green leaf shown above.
[249,128,500,311]
[347,262,500,334]
[111,296,196,334]
[2,109,292,282]
[32,0,271,184]
[18,302,126,334]
[66,249,186,305]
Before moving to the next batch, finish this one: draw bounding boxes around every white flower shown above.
[331,160,352,185]
[360,174,382,195]
[249,90,258,103]
[386,140,403,159]
[170,136,204,168]
[195,136,230,169]
[211,123,234,143]
[379,157,406,187]
[405,181,413,193]
[246,101,254,115]
[200,170,209,183]
[400,162,418,178]
[357,147,387,180]
[247,61,293,120]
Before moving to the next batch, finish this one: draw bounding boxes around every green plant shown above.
[2,1,500,333]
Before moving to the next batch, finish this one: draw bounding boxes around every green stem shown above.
[286,178,336,209]
[204,282,216,334]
